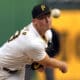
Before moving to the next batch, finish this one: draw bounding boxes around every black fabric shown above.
[31,62,43,70]
[46,28,60,57]
[32,4,50,18]
[3,67,18,74]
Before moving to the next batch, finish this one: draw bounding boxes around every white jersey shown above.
[0,23,47,69]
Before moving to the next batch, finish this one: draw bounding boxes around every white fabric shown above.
[45,29,52,43]
[0,23,47,80]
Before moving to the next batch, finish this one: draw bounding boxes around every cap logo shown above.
[41,5,46,11]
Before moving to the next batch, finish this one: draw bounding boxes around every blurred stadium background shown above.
[0,0,80,80]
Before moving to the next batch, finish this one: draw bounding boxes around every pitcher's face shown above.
[32,12,51,36]
[36,13,51,32]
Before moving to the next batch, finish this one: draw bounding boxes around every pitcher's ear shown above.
[32,19,37,24]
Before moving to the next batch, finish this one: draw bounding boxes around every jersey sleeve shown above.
[27,40,47,62]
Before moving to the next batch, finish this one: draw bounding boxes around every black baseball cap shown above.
[32,4,51,19]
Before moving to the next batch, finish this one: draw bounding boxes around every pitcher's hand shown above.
[59,62,68,73]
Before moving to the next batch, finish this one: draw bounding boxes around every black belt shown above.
[3,67,18,74]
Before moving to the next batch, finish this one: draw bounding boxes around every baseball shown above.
[51,8,61,18]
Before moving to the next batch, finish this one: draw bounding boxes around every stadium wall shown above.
[51,10,80,80]
[0,0,42,45]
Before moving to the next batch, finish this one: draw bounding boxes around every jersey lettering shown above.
[8,30,20,42]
